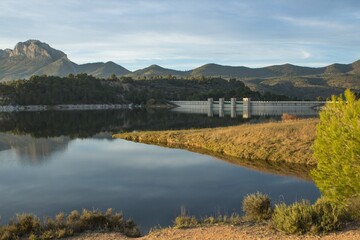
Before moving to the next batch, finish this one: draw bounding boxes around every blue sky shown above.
[1,0,360,70]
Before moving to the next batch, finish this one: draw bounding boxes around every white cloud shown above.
[276,16,349,31]
[1,0,360,70]
[301,50,311,59]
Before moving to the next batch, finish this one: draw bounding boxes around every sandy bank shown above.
[67,224,360,240]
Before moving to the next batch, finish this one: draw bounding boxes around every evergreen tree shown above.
[311,89,360,203]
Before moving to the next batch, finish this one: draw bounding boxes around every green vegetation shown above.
[272,198,349,234]
[311,90,360,204]
[173,207,199,229]
[173,194,354,235]
[242,192,272,222]
[174,207,242,229]
[0,209,140,240]
[0,74,125,105]
[0,74,292,105]
[174,214,243,229]
[347,196,360,222]
[131,77,292,101]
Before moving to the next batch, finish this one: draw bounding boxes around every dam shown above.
[170,98,326,118]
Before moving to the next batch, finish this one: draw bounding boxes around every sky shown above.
[1,0,360,71]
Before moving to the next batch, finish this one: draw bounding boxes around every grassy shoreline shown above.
[113,118,318,178]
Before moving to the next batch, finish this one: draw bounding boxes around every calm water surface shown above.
[0,109,320,233]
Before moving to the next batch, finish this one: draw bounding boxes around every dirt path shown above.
[67,224,360,240]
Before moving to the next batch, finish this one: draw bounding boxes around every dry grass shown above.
[281,113,301,121]
[114,118,318,166]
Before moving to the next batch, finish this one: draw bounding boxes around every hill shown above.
[190,63,325,78]
[128,64,189,78]
[1,40,360,99]
[77,61,130,78]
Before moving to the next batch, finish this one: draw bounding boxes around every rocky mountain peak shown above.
[10,40,66,60]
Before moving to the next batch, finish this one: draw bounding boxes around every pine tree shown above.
[311,89,360,203]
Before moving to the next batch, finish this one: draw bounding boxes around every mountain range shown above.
[0,40,130,81]
[1,40,360,98]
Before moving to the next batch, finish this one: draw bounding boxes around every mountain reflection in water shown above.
[0,109,320,233]
[0,109,275,163]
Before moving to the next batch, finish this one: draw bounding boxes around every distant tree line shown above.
[0,74,292,105]
[0,74,124,105]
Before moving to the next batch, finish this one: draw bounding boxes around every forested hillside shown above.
[0,74,291,105]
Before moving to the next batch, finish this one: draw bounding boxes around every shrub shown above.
[0,214,41,240]
[123,219,140,237]
[14,214,41,236]
[272,199,350,234]
[174,207,198,228]
[0,209,141,239]
[66,210,80,224]
[242,192,272,222]
[78,209,107,231]
[41,229,56,239]
[272,200,314,234]
[201,213,242,226]
[312,198,349,233]
[54,212,66,229]
[281,113,299,121]
[29,233,38,240]
[0,224,18,240]
[43,217,56,231]
[346,196,360,222]
[228,213,242,225]
[202,216,216,225]
[107,212,125,230]
[174,216,198,228]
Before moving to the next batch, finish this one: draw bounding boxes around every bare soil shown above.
[67,224,360,240]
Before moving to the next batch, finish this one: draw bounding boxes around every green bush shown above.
[174,216,198,228]
[272,199,350,234]
[0,209,140,239]
[66,210,80,224]
[242,192,272,222]
[201,213,242,226]
[312,198,349,233]
[0,224,19,240]
[272,200,314,234]
[14,214,41,236]
[311,89,360,204]
[174,207,198,228]
[346,196,360,222]
[78,209,107,231]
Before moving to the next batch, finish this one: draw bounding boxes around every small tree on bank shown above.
[311,89,360,204]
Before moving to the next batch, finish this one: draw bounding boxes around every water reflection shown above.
[0,109,321,233]
[0,109,267,138]
[0,110,276,164]
[0,138,320,233]
[0,133,70,165]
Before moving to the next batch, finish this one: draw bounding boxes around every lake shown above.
[0,109,320,233]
